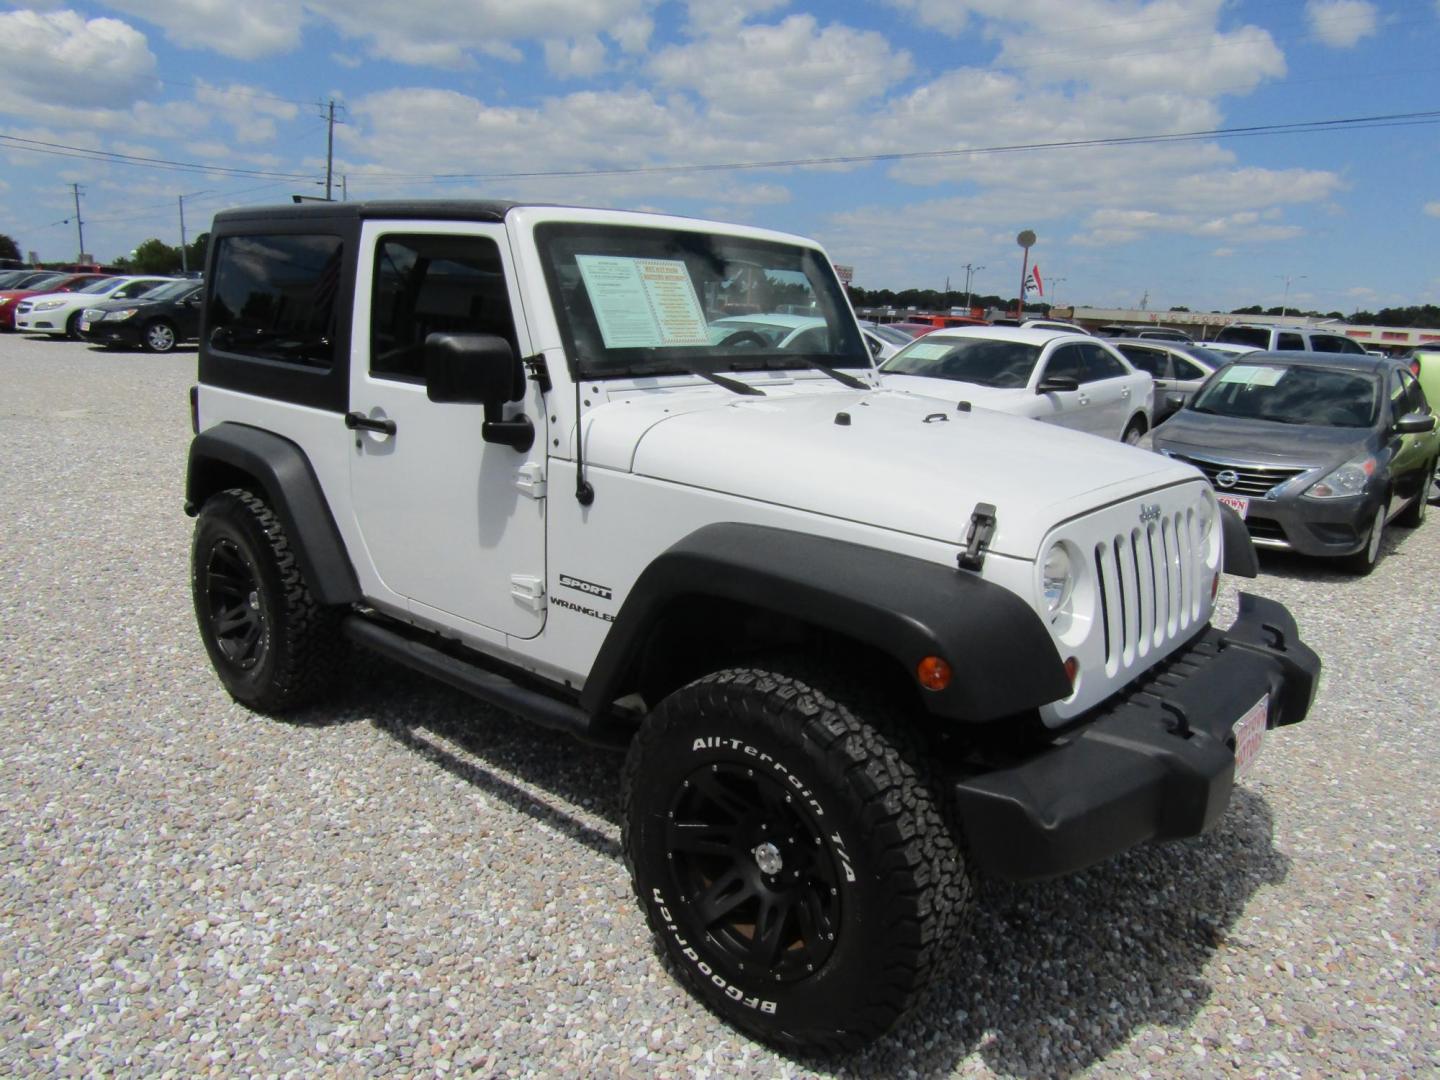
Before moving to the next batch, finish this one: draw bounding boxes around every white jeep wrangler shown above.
[185,201,1319,1053]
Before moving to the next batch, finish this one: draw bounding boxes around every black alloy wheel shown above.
[664,761,842,983]
[191,489,343,712]
[202,537,267,670]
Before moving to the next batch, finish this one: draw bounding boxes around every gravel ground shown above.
[1,332,1436,1078]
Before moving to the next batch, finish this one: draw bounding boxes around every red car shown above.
[0,273,111,330]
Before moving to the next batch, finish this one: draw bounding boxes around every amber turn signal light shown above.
[1063,656,1079,686]
[916,656,952,691]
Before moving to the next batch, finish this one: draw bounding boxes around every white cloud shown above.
[307,0,658,67]
[193,82,300,144]
[543,35,608,79]
[685,0,789,36]
[101,0,302,60]
[1305,0,1378,48]
[1423,201,1440,217]
[651,15,912,121]
[883,0,969,35]
[0,10,155,111]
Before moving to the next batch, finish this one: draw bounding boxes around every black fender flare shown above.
[580,523,1071,723]
[185,423,360,605]
[1219,503,1258,578]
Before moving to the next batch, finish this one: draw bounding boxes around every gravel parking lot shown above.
[1,332,1436,1077]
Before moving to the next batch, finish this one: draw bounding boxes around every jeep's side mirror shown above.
[1394,411,1437,435]
[1165,392,1186,412]
[1036,375,1079,393]
[425,332,533,452]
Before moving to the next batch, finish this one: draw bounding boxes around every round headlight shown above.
[1196,495,1216,543]
[1042,543,1074,616]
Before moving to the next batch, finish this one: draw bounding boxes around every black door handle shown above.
[345,411,397,435]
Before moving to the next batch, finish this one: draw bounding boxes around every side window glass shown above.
[1172,356,1206,380]
[1082,342,1127,381]
[370,234,517,382]
[1043,344,1085,384]
[1338,337,1366,354]
[1399,369,1426,414]
[1118,345,1164,377]
[1310,335,1343,353]
[208,234,344,369]
[1277,333,1305,350]
[1390,370,1408,418]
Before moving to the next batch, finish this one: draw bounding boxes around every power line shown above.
[350,108,1440,185]
[0,134,317,181]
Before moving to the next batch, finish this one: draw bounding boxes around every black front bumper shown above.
[951,592,1319,882]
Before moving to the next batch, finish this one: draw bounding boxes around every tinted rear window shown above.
[207,234,344,369]
[1215,327,1271,348]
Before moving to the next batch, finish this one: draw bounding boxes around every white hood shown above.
[582,384,1200,560]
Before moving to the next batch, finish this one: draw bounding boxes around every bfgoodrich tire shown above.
[622,665,970,1054]
[191,488,343,712]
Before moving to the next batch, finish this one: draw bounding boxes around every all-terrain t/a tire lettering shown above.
[622,665,971,1054]
[191,488,343,712]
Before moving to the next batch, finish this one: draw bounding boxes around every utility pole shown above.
[178,195,189,273]
[71,183,85,262]
[324,99,338,201]
[1280,274,1307,318]
[341,174,348,202]
[961,262,984,312]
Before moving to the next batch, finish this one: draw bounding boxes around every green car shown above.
[1409,344,1440,500]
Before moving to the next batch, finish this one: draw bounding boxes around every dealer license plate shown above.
[1216,492,1249,518]
[1232,695,1268,778]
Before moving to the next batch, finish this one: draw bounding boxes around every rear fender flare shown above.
[185,423,359,605]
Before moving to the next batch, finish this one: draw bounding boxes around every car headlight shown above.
[34,299,66,311]
[1041,543,1075,617]
[104,309,139,322]
[1306,454,1376,499]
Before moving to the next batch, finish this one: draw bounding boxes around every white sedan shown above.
[15,275,174,339]
[877,326,1154,443]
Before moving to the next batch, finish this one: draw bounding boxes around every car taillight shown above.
[1411,359,1421,376]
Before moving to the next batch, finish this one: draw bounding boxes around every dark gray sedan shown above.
[1153,353,1439,574]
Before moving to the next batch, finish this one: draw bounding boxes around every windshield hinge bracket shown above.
[958,502,997,573]
[524,354,552,393]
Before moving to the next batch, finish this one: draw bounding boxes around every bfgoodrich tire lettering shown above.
[191,488,343,711]
[622,665,970,1053]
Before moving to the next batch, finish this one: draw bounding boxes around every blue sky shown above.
[1,0,1437,314]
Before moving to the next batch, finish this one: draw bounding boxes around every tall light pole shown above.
[1015,230,1036,320]
[1046,276,1068,311]
[961,262,984,313]
[1280,274,1307,319]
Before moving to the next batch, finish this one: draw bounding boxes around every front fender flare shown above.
[580,523,1070,723]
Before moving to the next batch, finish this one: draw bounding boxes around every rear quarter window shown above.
[207,234,344,369]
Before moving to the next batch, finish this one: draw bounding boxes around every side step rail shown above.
[341,615,630,749]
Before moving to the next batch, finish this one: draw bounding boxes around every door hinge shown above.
[515,462,546,499]
[510,574,546,612]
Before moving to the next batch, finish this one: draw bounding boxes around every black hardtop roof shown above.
[1238,350,1395,374]
[211,199,529,227]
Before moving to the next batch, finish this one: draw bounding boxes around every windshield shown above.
[1215,326,1271,348]
[1189,363,1379,427]
[880,336,1042,389]
[12,272,67,291]
[76,277,120,294]
[536,222,866,379]
[867,323,915,347]
[143,279,198,301]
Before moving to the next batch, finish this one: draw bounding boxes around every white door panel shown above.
[347,220,548,638]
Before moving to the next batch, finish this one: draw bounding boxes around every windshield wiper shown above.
[671,357,766,396]
[768,354,869,390]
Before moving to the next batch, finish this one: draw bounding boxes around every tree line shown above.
[0,232,207,274]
